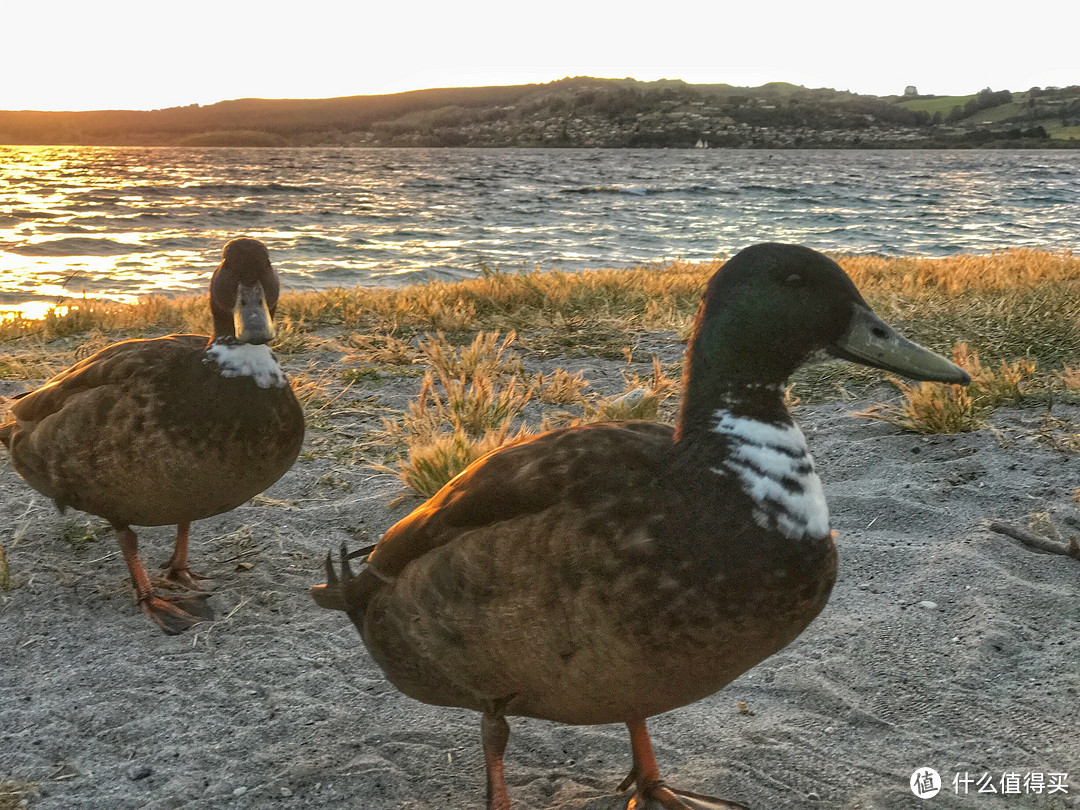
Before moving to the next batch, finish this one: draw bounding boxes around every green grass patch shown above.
[342,366,383,385]
[59,519,107,551]
[0,546,10,591]
[1044,121,1080,140]
[898,95,975,115]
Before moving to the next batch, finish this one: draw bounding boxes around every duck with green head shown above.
[1,238,304,634]
[312,243,969,810]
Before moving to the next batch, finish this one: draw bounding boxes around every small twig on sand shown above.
[986,520,1080,560]
[85,550,120,564]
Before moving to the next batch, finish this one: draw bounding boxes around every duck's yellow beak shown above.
[233,281,276,345]
[829,304,970,385]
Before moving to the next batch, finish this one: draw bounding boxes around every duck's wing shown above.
[372,420,675,577]
[312,421,675,615]
[7,335,207,431]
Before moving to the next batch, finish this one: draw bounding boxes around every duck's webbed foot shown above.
[140,592,215,635]
[161,564,211,591]
[117,526,214,635]
[621,721,750,810]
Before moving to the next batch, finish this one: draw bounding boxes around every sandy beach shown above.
[2,334,1078,810]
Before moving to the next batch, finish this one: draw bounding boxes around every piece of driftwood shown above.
[986,520,1080,560]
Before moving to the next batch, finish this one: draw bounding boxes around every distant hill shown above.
[2,77,1078,148]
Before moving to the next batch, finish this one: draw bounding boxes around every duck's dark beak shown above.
[233,281,276,345]
[828,304,971,384]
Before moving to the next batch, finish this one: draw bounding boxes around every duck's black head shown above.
[679,243,969,429]
[209,238,280,344]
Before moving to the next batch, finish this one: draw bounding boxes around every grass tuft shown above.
[535,368,589,405]
[582,357,679,423]
[59,519,107,551]
[344,333,416,366]
[954,343,1037,408]
[379,332,534,496]
[420,330,524,381]
[858,378,981,435]
[856,343,1038,434]
[342,366,382,385]
[394,422,529,499]
[1059,366,1080,393]
[0,779,38,810]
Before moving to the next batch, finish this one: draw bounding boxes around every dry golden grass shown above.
[535,368,589,405]
[581,357,680,423]
[3,251,1077,452]
[389,422,528,499]
[268,316,315,354]
[841,249,1080,294]
[1059,366,1080,393]
[0,351,60,381]
[379,332,534,496]
[289,365,354,418]
[383,326,693,496]
[3,251,1078,370]
[343,333,417,366]
[856,343,1039,434]
[420,330,524,381]
[955,343,1038,407]
[858,379,981,435]
[0,779,37,810]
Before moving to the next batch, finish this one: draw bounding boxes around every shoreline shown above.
[3,250,1079,407]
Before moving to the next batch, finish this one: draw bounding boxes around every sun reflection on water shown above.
[0,301,73,321]
[3,144,1080,320]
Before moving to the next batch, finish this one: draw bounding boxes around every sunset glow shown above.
[5,1,1078,111]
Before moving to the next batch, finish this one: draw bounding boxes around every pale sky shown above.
[7,0,1079,111]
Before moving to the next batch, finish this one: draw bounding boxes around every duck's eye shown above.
[784,273,805,287]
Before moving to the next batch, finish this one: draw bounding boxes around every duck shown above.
[311,243,970,810]
[1,238,304,634]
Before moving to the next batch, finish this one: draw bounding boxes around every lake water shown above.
[2,146,1078,316]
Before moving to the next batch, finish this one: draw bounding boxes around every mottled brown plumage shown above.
[1,238,304,633]
[313,243,970,809]
[358,421,834,725]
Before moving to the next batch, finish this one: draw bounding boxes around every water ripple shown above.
[1,146,1079,313]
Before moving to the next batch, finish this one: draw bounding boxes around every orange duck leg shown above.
[622,720,749,810]
[117,527,214,634]
[160,521,212,590]
[482,714,512,810]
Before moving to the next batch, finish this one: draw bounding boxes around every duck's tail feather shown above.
[310,542,380,619]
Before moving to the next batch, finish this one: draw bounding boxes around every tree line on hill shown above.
[1,77,1076,148]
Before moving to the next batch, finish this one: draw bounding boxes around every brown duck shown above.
[312,243,969,809]
[1,238,304,634]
